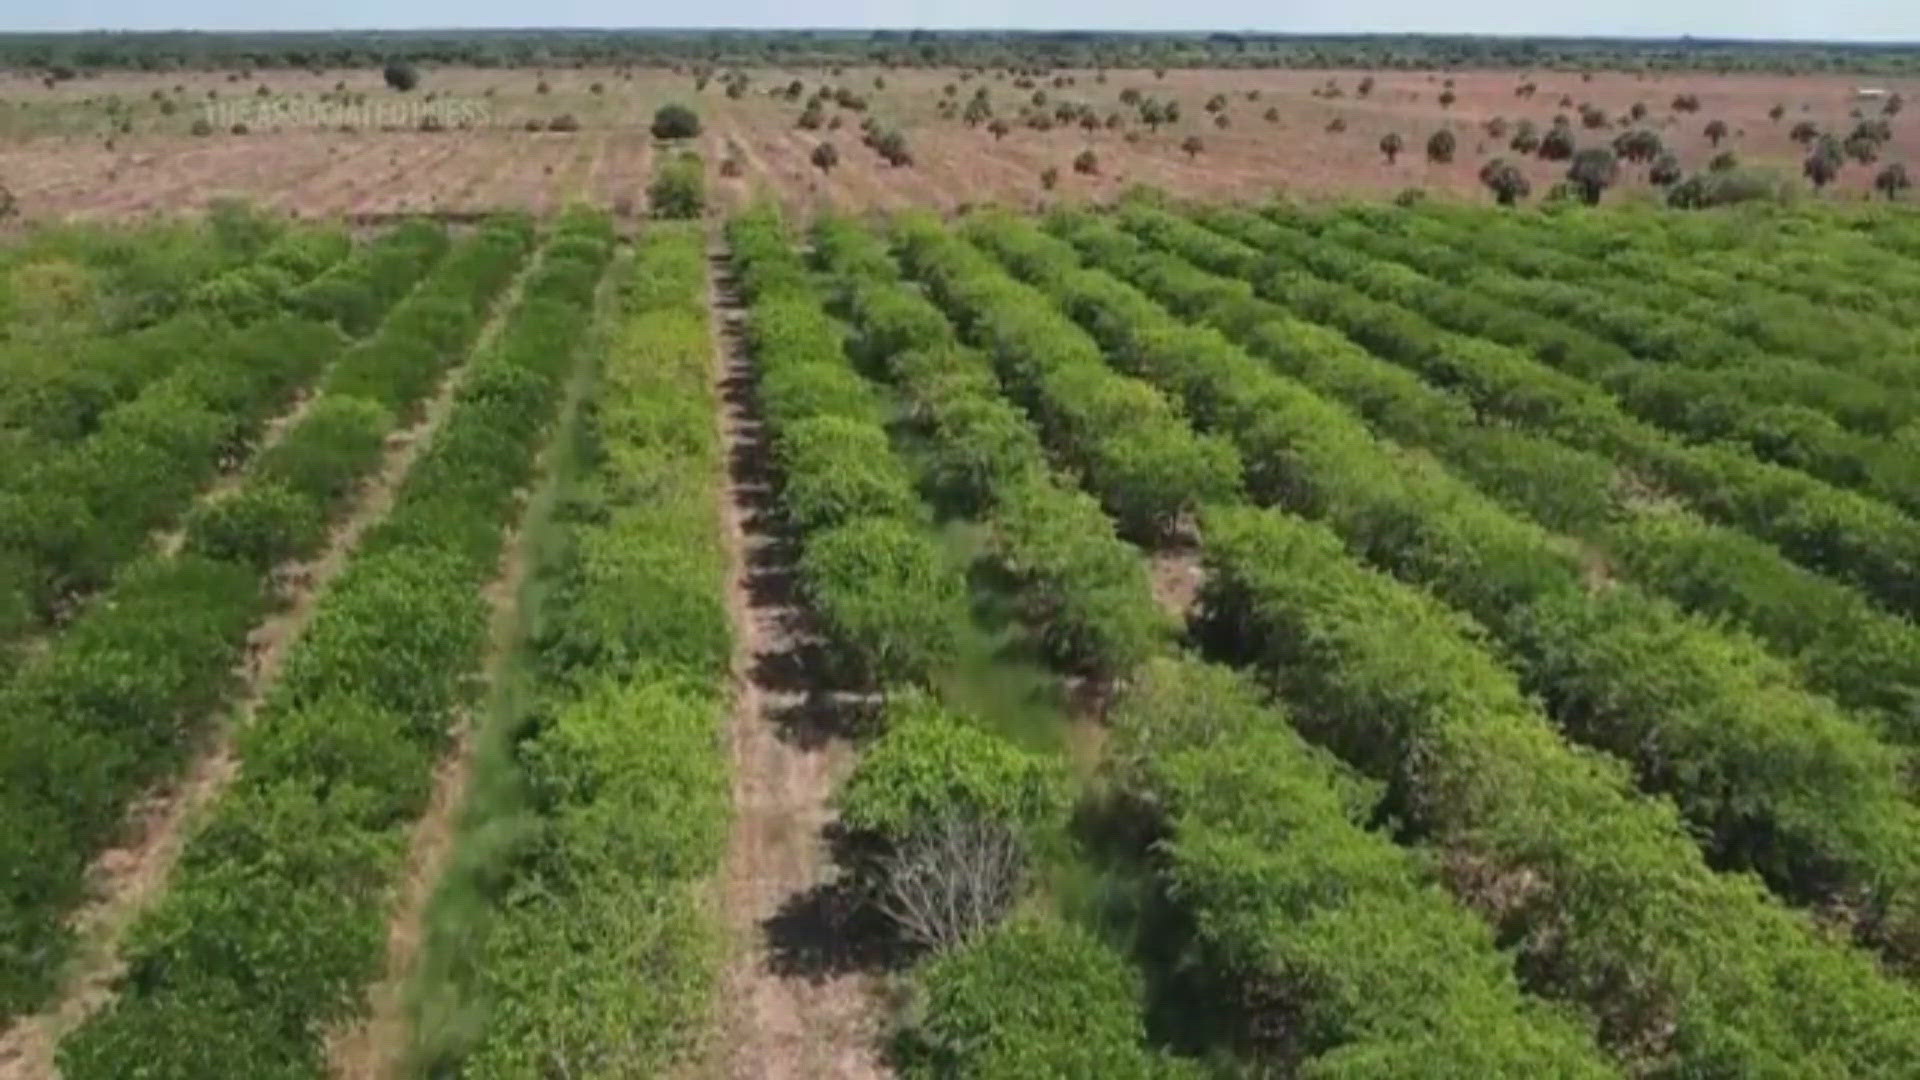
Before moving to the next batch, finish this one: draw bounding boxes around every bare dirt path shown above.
[704,241,890,1080]
[0,262,542,1080]
[323,250,583,1080]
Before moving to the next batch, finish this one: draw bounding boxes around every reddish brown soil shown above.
[6,64,1910,219]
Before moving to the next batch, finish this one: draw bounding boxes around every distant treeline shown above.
[4,29,1919,76]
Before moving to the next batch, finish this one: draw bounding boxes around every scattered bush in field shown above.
[1613,128,1664,165]
[1425,128,1456,163]
[1538,122,1576,160]
[1649,152,1684,186]
[1876,162,1912,199]
[1479,157,1531,205]
[650,102,701,139]
[1509,120,1541,154]
[1704,118,1729,146]
[545,113,579,132]
[870,127,914,167]
[1378,132,1403,163]
[1804,138,1844,189]
[647,151,705,219]
[1672,92,1702,113]
[1843,133,1881,166]
[1180,134,1204,159]
[382,61,418,92]
[1438,88,1456,108]
[811,141,839,173]
[1567,145,1620,203]
[1072,149,1098,175]
[1668,164,1793,208]
[1790,120,1820,145]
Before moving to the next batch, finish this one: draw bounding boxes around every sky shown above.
[7,0,1918,42]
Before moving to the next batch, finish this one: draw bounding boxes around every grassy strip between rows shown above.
[0,218,531,1019]
[947,208,1920,1076]
[403,220,732,1077]
[846,214,1623,1077]
[0,220,439,651]
[53,210,614,1077]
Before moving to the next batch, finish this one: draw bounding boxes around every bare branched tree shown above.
[876,813,1027,951]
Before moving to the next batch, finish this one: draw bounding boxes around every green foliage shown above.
[801,517,965,686]
[649,102,701,139]
[840,696,1069,841]
[57,221,605,1074]
[647,151,705,219]
[182,480,324,569]
[894,917,1183,1080]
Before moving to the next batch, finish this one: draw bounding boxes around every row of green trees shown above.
[1128,204,1920,628]
[1041,208,1920,752]
[837,212,1632,1075]
[407,221,734,1075]
[890,213,1239,543]
[1366,208,1920,437]
[0,218,499,1017]
[54,214,605,1076]
[729,205,968,688]
[815,217,1170,679]
[793,215,1176,1075]
[0,224,384,650]
[1243,209,1920,525]
[943,206,1920,1073]
[978,209,1920,966]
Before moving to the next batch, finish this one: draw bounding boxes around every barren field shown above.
[2,63,1914,218]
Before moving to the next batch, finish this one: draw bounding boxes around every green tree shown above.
[1538,123,1576,161]
[1803,138,1844,189]
[1567,146,1620,204]
[1479,157,1531,205]
[1426,128,1456,163]
[810,141,839,174]
[1650,152,1684,186]
[1875,162,1912,200]
[1180,134,1204,159]
[1379,132,1404,164]
[650,103,701,139]
[1704,119,1729,146]
[381,61,418,92]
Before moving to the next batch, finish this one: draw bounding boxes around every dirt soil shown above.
[704,241,891,1080]
[4,65,1910,219]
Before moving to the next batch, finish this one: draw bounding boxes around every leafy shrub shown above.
[650,102,701,139]
[182,481,324,569]
[800,517,965,686]
[893,918,1178,1079]
[647,151,705,219]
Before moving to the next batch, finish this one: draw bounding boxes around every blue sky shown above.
[8,0,1917,41]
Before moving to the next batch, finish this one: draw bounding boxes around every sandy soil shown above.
[704,241,890,1080]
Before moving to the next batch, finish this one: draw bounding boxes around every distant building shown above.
[1855,88,1890,100]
